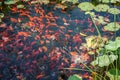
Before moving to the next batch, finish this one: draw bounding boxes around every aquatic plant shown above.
[68,74,82,80]
[103,22,120,31]
[62,0,78,4]
[98,0,120,3]
[108,8,120,14]
[66,1,120,80]
[106,69,120,80]
[105,37,120,51]
[0,13,4,22]
[4,0,19,5]
[94,4,110,12]
[82,36,108,50]
[78,2,94,11]
[91,55,118,67]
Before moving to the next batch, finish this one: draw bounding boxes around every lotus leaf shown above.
[106,69,120,80]
[94,4,110,12]
[0,13,4,18]
[78,2,94,11]
[103,22,120,31]
[68,74,82,80]
[91,55,118,67]
[85,36,107,49]
[4,0,19,5]
[17,5,24,9]
[98,0,120,3]
[105,37,120,51]
[62,0,78,4]
[111,0,120,3]
[0,2,2,6]
[108,8,120,14]
[24,0,30,2]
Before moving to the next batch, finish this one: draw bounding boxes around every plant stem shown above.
[90,15,101,37]
[113,5,118,80]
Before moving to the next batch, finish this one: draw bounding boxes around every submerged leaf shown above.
[78,2,94,11]
[103,22,120,31]
[94,4,110,12]
[91,55,118,67]
[68,74,82,80]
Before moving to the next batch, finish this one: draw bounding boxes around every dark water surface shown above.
[0,1,120,80]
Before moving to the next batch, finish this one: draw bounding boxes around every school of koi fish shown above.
[0,1,119,80]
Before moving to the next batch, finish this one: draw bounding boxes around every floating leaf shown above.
[84,36,107,49]
[94,4,110,12]
[62,0,78,4]
[108,8,120,14]
[4,0,19,5]
[106,69,120,80]
[105,37,120,51]
[91,55,118,67]
[98,0,120,3]
[17,5,25,9]
[103,22,120,31]
[0,2,2,6]
[0,13,4,22]
[78,2,94,11]
[0,13,4,18]
[68,74,82,80]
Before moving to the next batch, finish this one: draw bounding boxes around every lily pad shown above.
[68,74,82,80]
[4,0,19,5]
[103,22,120,31]
[0,2,2,6]
[17,5,25,9]
[108,8,120,14]
[106,69,120,80]
[0,13,4,18]
[91,55,118,67]
[84,36,107,49]
[98,0,120,3]
[62,0,78,4]
[105,37,120,51]
[94,4,110,12]
[78,2,94,11]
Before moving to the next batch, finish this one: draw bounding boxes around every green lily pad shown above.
[23,0,30,2]
[103,22,120,31]
[17,4,24,9]
[68,74,82,80]
[98,0,120,3]
[108,8,120,14]
[84,36,108,49]
[91,55,118,67]
[78,2,94,11]
[110,0,120,3]
[106,69,120,80]
[4,0,19,5]
[0,2,2,6]
[0,13,4,18]
[94,4,110,12]
[105,37,120,51]
[62,0,78,4]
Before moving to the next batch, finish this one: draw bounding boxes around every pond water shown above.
[0,0,120,80]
